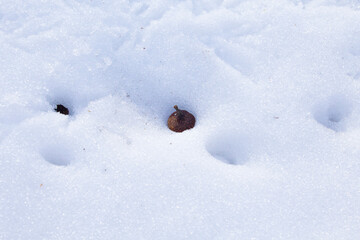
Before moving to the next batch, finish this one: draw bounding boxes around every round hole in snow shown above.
[41,144,73,166]
[313,95,352,132]
[206,131,250,165]
[46,93,74,116]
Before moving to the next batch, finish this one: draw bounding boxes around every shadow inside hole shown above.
[206,131,250,165]
[41,144,73,166]
[54,104,69,115]
[46,92,74,116]
[313,95,352,132]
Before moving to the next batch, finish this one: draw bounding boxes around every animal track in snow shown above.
[41,143,73,166]
[313,95,352,132]
[206,131,250,165]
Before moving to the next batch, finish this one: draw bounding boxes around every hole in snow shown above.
[46,93,74,116]
[41,144,73,166]
[54,104,69,115]
[313,95,352,132]
[206,131,250,165]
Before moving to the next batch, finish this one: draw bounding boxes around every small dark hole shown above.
[55,104,69,115]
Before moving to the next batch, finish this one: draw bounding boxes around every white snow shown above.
[1,0,360,239]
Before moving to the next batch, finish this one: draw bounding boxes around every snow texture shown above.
[1,0,360,239]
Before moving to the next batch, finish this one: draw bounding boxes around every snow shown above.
[1,0,360,239]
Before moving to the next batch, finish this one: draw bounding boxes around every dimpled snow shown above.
[1,0,360,239]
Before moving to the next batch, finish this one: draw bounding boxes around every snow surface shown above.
[1,0,360,239]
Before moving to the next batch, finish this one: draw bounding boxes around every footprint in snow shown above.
[206,130,250,165]
[313,95,352,132]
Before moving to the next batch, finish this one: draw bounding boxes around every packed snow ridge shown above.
[1,0,360,239]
